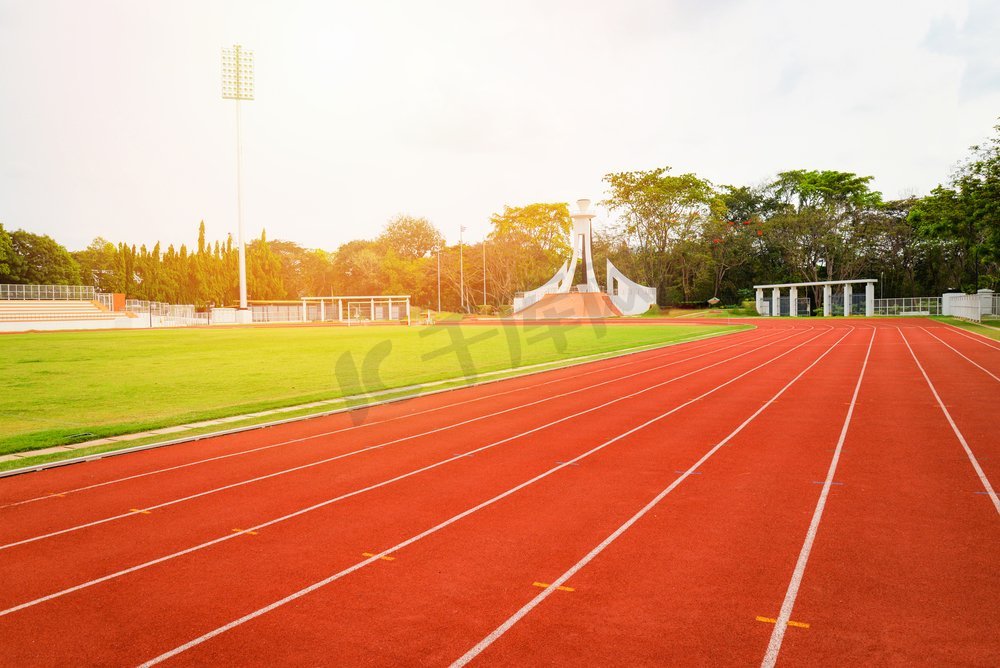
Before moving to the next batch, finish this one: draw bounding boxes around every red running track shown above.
[0,319,996,667]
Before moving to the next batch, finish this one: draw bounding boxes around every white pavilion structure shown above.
[754,279,877,317]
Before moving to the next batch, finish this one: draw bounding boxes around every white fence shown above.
[125,300,196,318]
[873,297,942,316]
[0,284,96,300]
[251,304,318,323]
[759,297,810,317]
[244,297,411,325]
[343,300,407,323]
[946,294,983,322]
[125,300,208,326]
[210,308,237,324]
[943,290,998,323]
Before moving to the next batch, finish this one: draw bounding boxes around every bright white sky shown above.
[1,0,998,252]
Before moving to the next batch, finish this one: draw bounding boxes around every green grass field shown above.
[0,322,743,458]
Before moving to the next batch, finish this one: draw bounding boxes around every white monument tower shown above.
[557,199,600,293]
[513,198,656,317]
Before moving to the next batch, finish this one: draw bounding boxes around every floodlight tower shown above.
[221,44,254,321]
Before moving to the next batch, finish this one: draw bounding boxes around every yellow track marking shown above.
[533,581,574,592]
[231,528,259,536]
[129,508,151,515]
[362,552,395,561]
[48,492,67,498]
[756,616,810,629]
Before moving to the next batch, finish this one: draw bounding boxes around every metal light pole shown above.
[482,239,487,308]
[459,225,466,313]
[436,248,441,313]
[221,45,254,319]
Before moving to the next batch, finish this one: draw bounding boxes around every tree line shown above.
[1,121,997,312]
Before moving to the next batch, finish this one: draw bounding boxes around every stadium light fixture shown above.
[221,44,254,315]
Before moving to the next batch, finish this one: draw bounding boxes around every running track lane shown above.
[0,328,827,664]
[916,325,1000,379]
[0,320,997,663]
[933,321,1000,356]
[135,328,841,666]
[902,326,1000,485]
[767,326,999,667]
[159,327,862,667]
[149,322,998,667]
[438,327,874,667]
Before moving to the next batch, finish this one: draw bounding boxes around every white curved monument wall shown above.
[512,260,569,313]
[607,259,657,315]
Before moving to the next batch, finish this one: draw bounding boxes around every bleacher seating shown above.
[0,300,120,322]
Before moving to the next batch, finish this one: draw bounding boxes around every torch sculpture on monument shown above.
[512,199,657,319]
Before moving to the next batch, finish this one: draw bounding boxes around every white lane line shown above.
[0,329,818,616]
[759,327,876,668]
[136,328,833,667]
[0,330,786,550]
[918,327,1000,382]
[940,322,1000,350]
[449,327,857,667]
[898,328,999,514]
[0,328,758,510]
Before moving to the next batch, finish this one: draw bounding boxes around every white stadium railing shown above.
[96,292,114,309]
[873,297,942,316]
[0,284,96,300]
[0,285,213,328]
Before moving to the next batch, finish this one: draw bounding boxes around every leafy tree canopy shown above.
[0,224,14,281]
[488,202,572,257]
[6,229,80,285]
[378,215,444,259]
[772,170,882,214]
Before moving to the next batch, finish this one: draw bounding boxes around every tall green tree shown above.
[486,202,573,306]
[297,248,338,296]
[0,224,15,282]
[602,167,718,302]
[911,121,1000,290]
[247,229,285,300]
[331,239,384,295]
[378,215,444,260]
[73,238,116,290]
[765,169,882,303]
[7,230,81,285]
[489,203,572,256]
[702,217,756,300]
